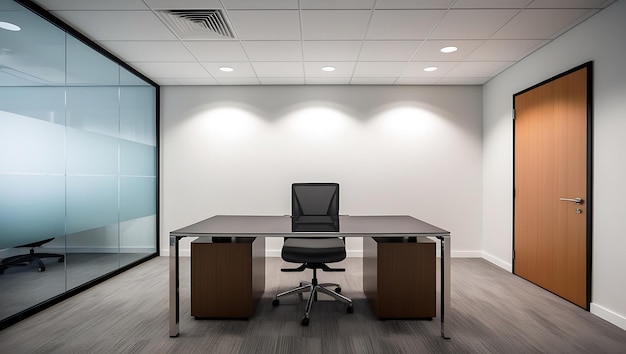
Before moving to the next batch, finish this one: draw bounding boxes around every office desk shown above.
[169,215,451,339]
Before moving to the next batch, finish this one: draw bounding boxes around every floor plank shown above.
[0,257,624,353]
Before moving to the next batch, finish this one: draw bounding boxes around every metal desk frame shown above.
[169,215,451,339]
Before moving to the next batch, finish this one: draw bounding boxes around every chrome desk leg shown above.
[169,235,181,337]
[437,234,451,339]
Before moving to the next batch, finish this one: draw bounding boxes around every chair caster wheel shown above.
[335,287,341,293]
[272,299,279,306]
[301,317,310,326]
[347,305,353,314]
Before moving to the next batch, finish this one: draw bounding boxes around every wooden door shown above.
[514,63,592,309]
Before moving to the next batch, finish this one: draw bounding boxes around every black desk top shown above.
[170,215,449,238]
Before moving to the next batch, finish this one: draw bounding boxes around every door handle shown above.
[559,197,583,204]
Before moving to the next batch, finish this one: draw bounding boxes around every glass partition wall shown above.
[0,0,158,328]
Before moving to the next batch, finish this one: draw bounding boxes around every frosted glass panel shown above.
[0,4,66,87]
[66,176,118,234]
[66,128,118,175]
[66,36,119,86]
[66,226,119,252]
[120,177,156,222]
[66,225,119,290]
[66,87,120,137]
[0,111,65,174]
[0,175,65,249]
[120,215,156,267]
[120,67,149,86]
[120,140,156,176]
[120,86,157,145]
[0,0,156,327]
[0,88,66,123]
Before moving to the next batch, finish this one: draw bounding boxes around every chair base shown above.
[0,251,65,274]
[273,275,353,326]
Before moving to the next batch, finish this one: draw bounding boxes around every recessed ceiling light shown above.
[0,21,21,31]
[219,66,234,72]
[424,66,438,72]
[440,46,458,53]
[321,66,336,72]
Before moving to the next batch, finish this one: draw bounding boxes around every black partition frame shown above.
[1,0,160,330]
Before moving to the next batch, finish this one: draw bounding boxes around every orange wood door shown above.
[514,64,590,309]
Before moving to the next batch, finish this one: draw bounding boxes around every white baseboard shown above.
[590,303,626,331]
[482,251,513,272]
[451,250,483,258]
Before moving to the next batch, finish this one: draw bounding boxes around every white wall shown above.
[161,85,483,258]
[483,0,626,330]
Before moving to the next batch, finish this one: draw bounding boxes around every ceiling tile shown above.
[144,0,223,10]
[227,10,301,40]
[375,0,455,9]
[359,41,422,61]
[100,41,196,62]
[27,0,616,86]
[33,0,148,10]
[492,9,592,39]
[216,77,261,85]
[300,0,376,9]
[401,62,458,77]
[242,41,302,61]
[251,62,304,77]
[52,11,177,40]
[395,77,439,84]
[350,77,397,84]
[221,0,299,10]
[436,77,489,84]
[259,78,305,85]
[411,40,484,61]
[184,41,248,61]
[302,41,362,61]
[175,78,220,85]
[130,62,211,78]
[429,9,519,40]
[465,39,549,61]
[304,62,356,77]
[452,0,531,8]
[527,0,610,8]
[305,78,352,85]
[366,10,446,40]
[201,62,256,77]
[301,10,371,40]
[353,62,407,77]
[445,61,512,77]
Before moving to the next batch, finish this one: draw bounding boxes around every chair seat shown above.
[282,238,346,264]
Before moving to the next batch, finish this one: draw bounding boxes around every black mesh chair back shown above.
[291,183,339,232]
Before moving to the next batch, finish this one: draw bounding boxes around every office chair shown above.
[0,238,64,274]
[272,183,353,326]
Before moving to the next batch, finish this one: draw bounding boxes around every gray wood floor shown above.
[0,256,624,353]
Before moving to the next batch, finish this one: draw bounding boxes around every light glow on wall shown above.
[280,106,354,140]
[197,106,264,142]
[370,106,439,140]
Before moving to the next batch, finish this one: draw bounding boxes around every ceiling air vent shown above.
[156,10,235,40]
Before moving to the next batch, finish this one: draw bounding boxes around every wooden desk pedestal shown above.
[191,237,265,318]
[363,237,436,319]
